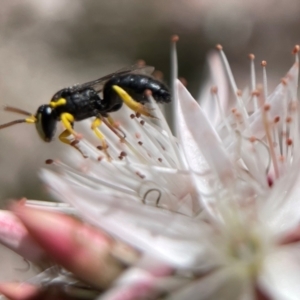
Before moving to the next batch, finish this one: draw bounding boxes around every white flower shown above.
[41,42,300,300]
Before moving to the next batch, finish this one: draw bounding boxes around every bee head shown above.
[35,105,57,142]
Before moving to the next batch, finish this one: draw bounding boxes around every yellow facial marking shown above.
[50,98,67,108]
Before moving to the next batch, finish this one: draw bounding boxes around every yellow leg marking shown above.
[91,118,105,140]
[25,116,37,124]
[58,129,73,145]
[50,98,67,108]
[59,130,87,158]
[91,118,111,160]
[60,113,80,138]
[112,85,153,117]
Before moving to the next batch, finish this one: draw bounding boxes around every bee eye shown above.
[35,105,57,142]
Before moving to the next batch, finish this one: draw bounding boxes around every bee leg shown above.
[60,113,82,139]
[112,85,155,118]
[105,114,126,140]
[91,117,111,160]
[58,130,87,158]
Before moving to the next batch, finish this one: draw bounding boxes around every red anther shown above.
[210,86,218,94]
[171,35,179,43]
[281,78,287,85]
[120,151,127,157]
[144,89,152,97]
[179,77,187,86]
[261,60,267,67]
[140,120,145,126]
[249,136,257,143]
[136,59,146,67]
[153,70,163,80]
[216,44,223,51]
[264,103,271,111]
[274,116,280,123]
[248,53,255,60]
[286,138,293,146]
[292,45,300,54]
[130,114,135,119]
[45,159,54,165]
[158,158,163,162]
[286,116,292,123]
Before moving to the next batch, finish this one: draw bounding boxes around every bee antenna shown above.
[3,106,32,116]
[0,119,29,130]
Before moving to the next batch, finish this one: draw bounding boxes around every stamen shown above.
[216,44,250,131]
[261,61,268,101]
[211,86,232,135]
[260,99,279,178]
[292,45,300,64]
[171,35,179,135]
[249,54,258,112]
[273,116,282,156]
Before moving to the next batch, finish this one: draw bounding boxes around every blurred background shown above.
[0,0,299,203]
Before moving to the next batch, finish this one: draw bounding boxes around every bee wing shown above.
[76,65,155,93]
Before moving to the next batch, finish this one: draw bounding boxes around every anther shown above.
[216,44,223,51]
[281,78,288,85]
[158,158,163,162]
[153,70,163,80]
[179,77,187,86]
[286,116,292,123]
[274,116,280,123]
[45,159,54,165]
[292,45,300,54]
[249,136,257,143]
[231,108,237,113]
[130,114,135,119]
[136,112,141,118]
[171,35,179,43]
[120,151,127,157]
[248,54,255,60]
[144,89,152,97]
[264,104,271,111]
[136,59,146,67]
[140,120,145,126]
[236,89,242,97]
[211,86,218,94]
[286,138,293,146]
[97,156,103,161]
[138,141,143,146]
[261,60,267,67]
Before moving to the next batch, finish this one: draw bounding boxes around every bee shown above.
[0,65,171,155]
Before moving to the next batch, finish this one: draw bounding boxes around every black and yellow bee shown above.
[0,65,171,153]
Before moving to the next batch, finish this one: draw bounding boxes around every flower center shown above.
[225,224,266,278]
